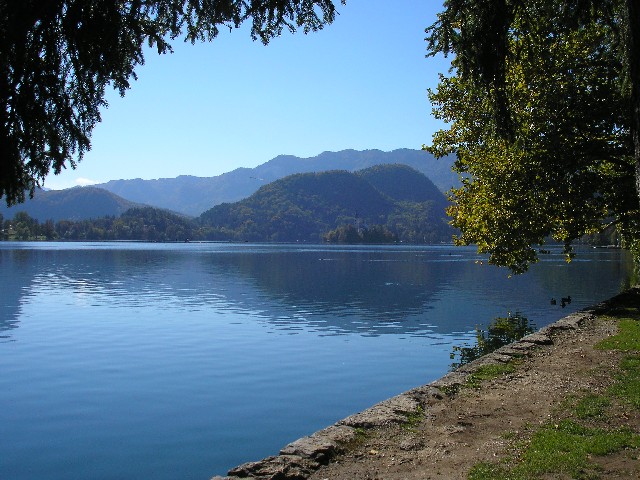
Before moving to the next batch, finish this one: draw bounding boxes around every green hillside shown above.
[356,163,450,205]
[198,165,453,243]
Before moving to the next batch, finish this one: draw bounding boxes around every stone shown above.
[227,455,320,480]
[520,332,553,345]
[541,313,594,335]
[407,385,445,404]
[315,425,358,444]
[280,437,336,462]
[338,394,422,428]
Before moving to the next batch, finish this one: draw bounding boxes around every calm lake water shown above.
[0,242,634,479]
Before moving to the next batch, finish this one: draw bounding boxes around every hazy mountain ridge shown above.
[98,149,457,216]
[1,149,457,225]
[0,187,144,222]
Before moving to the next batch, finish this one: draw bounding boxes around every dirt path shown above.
[216,288,640,480]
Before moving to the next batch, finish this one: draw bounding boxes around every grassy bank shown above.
[468,296,640,479]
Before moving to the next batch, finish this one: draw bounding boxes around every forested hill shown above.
[197,164,453,243]
[98,149,457,216]
[356,164,450,205]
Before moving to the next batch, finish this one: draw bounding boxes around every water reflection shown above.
[0,242,635,480]
[0,242,635,341]
[449,312,535,369]
[0,250,39,340]
[199,249,464,336]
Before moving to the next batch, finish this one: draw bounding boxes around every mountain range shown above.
[98,148,457,216]
[1,148,457,223]
[0,187,143,222]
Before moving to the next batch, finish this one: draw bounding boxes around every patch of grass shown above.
[465,363,516,389]
[511,420,639,479]
[596,317,640,351]
[596,314,640,410]
[471,421,639,480]
[466,309,640,479]
[401,405,425,430]
[573,393,612,419]
[440,384,460,397]
[468,461,512,480]
[350,427,369,446]
[609,355,640,410]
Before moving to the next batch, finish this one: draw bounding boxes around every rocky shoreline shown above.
[211,290,635,480]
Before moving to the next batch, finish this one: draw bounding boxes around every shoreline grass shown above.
[467,306,640,479]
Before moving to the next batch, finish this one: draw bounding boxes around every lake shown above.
[0,242,634,479]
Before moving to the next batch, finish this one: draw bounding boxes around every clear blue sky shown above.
[46,0,450,190]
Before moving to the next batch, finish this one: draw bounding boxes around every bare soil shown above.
[306,301,640,479]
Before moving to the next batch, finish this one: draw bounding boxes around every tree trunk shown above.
[629,0,640,205]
